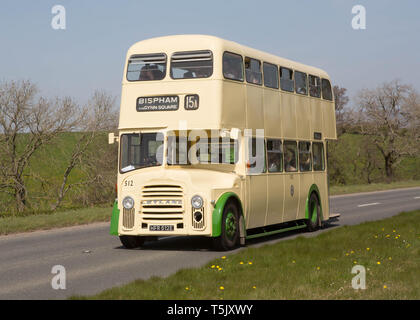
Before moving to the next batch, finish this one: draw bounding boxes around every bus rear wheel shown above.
[213,201,240,251]
[119,235,145,249]
[306,193,321,232]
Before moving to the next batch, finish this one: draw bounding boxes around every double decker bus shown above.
[109,35,339,250]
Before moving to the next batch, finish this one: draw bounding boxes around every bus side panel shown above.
[263,88,282,138]
[266,173,284,225]
[245,175,268,229]
[281,93,296,139]
[245,85,264,130]
[221,81,246,129]
[296,95,311,141]
[311,98,323,136]
[323,101,337,140]
[283,173,300,223]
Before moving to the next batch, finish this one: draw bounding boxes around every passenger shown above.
[139,65,154,80]
[268,154,281,172]
[223,59,237,79]
[285,151,296,171]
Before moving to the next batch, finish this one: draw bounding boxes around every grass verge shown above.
[76,210,420,300]
[0,206,111,235]
[329,180,420,196]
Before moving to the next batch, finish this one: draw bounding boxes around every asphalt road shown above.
[0,187,419,300]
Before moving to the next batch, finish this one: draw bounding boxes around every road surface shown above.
[0,187,419,299]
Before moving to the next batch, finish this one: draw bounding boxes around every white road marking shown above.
[357,202,380,207]
[414,196,420,199]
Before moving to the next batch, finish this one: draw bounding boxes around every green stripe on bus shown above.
[305,184,323,220]
[110,200,120,236]
[246,224,306,240]
[212,192,243,237]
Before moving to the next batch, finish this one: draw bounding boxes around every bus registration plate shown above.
[149,225,174,231]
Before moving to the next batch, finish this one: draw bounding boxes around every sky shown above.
[0,0,419,106]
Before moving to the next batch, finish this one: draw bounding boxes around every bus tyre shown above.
[213,201,240,251]
[306,193,320,232]
[119,235,145,249]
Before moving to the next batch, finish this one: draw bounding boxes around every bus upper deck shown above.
[119,35,336,141]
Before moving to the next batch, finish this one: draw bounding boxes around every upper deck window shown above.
[170,50,213,79]
[295,71,307,95]
[245,57,262,85]
[223,52,243,81]
[126,53,166,81]
[280,67,294,92]
[321,79,333,101]
[309,75,321,98]
[263,62,279,89]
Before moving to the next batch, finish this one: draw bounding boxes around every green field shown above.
[75,210,420,300]
[0,206,112,235]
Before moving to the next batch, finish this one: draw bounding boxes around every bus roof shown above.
[126,34,330,80]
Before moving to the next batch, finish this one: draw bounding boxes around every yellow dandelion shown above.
[374,235,378,238]
[345,253,350,256]
[383,285,387,289]
[216,265,219,268]
[353,261,357,264]
[350,250,355,254]
[386,234,390,238]
[388,257,392,260]
[377,261,381,265]
[392,230,396,233]
[248,262,253,265]
[239,261,244,265]
[316,266,320,270]
[366,248,370,251]
[185,287,189,290]
[221,256,226,259]
[211,265,216,269]
[292,260,296,263]
[219,286,224,290]
[252,286,256,289]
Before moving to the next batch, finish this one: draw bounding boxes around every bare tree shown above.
[51,90,117,210]
[356,80,419,182]
[0,80,78,212]
[333,85,350,135]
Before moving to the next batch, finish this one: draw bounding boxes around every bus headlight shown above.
[191,195,203,209]
[122,196,135,210]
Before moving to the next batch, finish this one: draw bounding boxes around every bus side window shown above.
[309,75,321,98]
[295,71,307,95]
[312,142,325,171]
[280,67,294,92]
[321,79,333,101]
[245,57,262,85]
[263,62,279,89]
[298,141,312,172]
[223,52,244,81]
[284,141,298,172]
[267,139,283,172]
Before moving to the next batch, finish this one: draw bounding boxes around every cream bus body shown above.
[111,35,337,249]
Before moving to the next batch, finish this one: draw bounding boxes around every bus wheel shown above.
[306,193,320,232]
[213,201,240,251]
[119,235,145,249]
